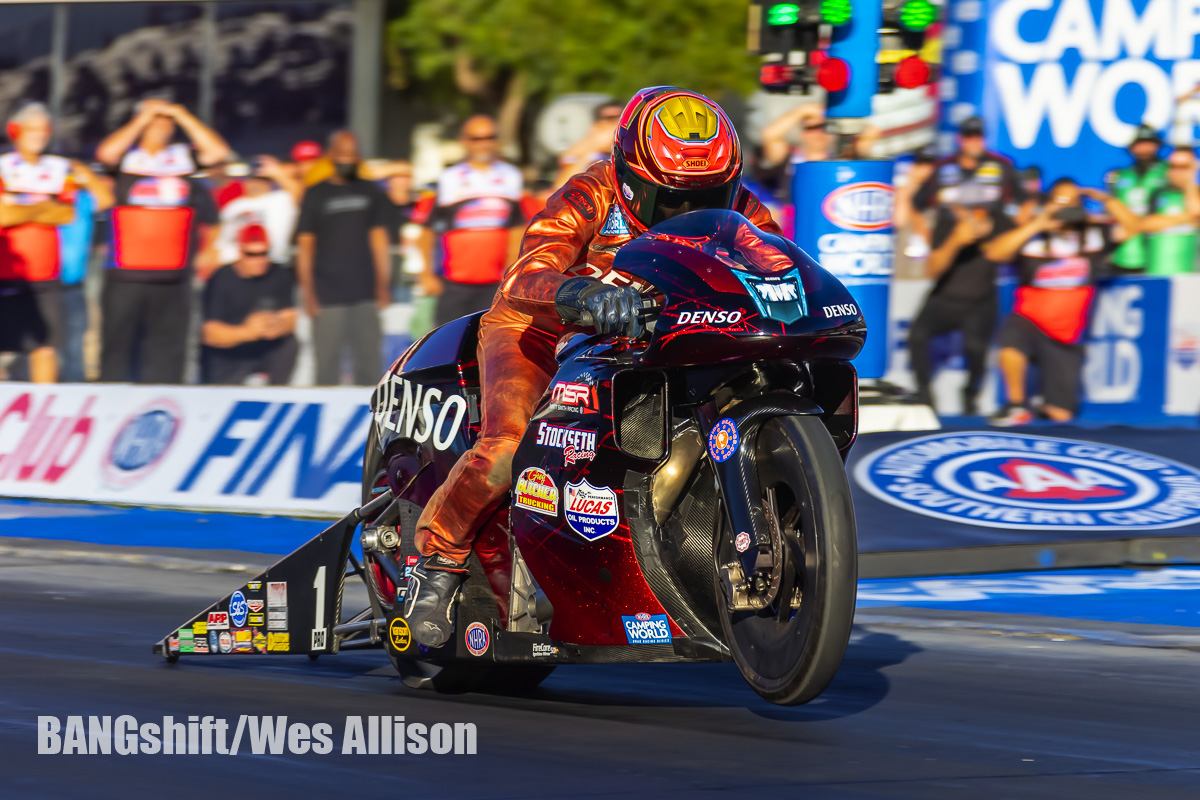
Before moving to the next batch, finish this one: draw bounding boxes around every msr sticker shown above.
[621,612,672,645]
[550,381,598,413]
[514,467,560,516]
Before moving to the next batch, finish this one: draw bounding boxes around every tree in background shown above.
[388,0,757,150]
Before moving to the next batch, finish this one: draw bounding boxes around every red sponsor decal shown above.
[550,382,597,412]
[562,188,597,221]
[0,393,96,484]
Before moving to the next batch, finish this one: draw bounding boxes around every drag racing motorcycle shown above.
[155,209,866,706]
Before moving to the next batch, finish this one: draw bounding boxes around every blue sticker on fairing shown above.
[708,418,739,463]
[621,613,672,645]
[734,266,807,324]
[229,590,249,628]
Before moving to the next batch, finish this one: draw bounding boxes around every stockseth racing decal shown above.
[535,421,596,465]
[563,479,619,541]
[373,375,468,450]
[514,467,559,516]
[854,432,1200,531]
[621,613,672,644]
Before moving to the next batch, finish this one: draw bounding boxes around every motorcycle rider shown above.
[404,87,781,647]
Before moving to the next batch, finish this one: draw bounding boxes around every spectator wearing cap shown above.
[295,130,390,385]
[214,156,299,268]
[200,224,297,385]
[415,115,526,327]
[1106,123,1168,273]
[0,102,111,383]
[912,117,1027,217]
[95,98,229,384]
[552,100,623,188]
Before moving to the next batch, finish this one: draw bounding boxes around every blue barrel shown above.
[791,159,894,378]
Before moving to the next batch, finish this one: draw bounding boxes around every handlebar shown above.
[577,298,661,339]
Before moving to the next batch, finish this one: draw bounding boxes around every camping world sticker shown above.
[854,432,1200,531]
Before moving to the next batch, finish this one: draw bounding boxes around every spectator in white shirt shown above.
[215,156,299,267]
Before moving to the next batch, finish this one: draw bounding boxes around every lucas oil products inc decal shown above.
[855,432,1200,531]
[514,467,559,516]
[621,613,672,645]
[563,479,619,541]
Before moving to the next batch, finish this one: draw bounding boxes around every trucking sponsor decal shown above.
[535,421,597,465]
[514,467,559,516]
[855,432,1200,531]
[563,479,620,541]
[621,612,672,645]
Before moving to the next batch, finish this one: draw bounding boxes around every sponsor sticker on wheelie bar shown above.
[563,479,619,541]
[621,613,672,645]
[514,467,559,516]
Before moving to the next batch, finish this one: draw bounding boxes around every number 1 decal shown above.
[312,565,327,651]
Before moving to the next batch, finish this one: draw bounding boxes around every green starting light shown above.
[820,0,852,25]
[900,0,936,31]
[767,3,801,25]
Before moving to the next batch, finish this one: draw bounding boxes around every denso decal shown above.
[563,479,619,541]
[0,392,95,484]
[535,421,597,464]
[549,381,598,413]
[514,467,560,516]
[373,375,468,450]
[621,612,672,645]
[177,401,369,499]
[103,399,181,489]
[855,432,1200,531]
[822,303,860,318]
[675,309,744,326]
[821,182,894,232]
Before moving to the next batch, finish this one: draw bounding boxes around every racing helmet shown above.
[611,87,742,234]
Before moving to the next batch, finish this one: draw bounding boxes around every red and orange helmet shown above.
[611,87,742,233]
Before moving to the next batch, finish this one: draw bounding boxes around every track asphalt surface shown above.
[3,503,1200,798]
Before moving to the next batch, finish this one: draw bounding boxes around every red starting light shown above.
[894,56,931,89]
[816,58,850,92]
[760,64,793,85]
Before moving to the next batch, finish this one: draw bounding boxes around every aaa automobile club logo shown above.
[855,432,1200,531]
[103,399,181,488]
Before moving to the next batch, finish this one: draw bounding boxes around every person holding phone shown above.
[981,180,1139,425]
[200,224,297,385]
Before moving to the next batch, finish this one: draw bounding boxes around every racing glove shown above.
[555,277,644,339]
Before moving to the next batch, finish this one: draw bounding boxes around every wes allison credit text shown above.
[38,716,477,755]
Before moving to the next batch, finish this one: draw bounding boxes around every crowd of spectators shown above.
[899,115,1200,426]
[0,98,545,388]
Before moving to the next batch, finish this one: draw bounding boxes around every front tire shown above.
[716,414,857,706]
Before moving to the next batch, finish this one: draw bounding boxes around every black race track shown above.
[2,541,1200,800]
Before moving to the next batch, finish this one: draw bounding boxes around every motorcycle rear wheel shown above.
[715,414,857,706]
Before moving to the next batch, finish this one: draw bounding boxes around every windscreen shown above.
[639,209,805,275]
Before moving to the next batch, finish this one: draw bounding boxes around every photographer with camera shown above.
[981,180,1139,425]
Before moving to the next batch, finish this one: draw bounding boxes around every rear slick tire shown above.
[716,414,858,706]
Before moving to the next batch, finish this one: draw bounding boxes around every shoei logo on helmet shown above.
[855,432,1200,531]
[822,182,894,231]
[735,267,808,324]
[465,622,489,656]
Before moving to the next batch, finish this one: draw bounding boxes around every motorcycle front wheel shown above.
[715,414,858,706]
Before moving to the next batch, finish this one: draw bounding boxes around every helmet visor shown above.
[615,155,741,229]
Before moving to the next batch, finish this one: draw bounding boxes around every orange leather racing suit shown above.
[414,160,781,562]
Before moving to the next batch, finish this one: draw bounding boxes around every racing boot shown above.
[403,554,468,648]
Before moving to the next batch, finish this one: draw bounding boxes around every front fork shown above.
[699,394,823,612]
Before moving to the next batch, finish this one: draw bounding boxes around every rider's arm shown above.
[739,188,783,236]
[497,162,606,318]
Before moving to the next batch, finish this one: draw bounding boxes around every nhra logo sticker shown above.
[563,479,619,541]
[514,467,559,516]
[103,399,181,489]
[621,612,672,645]
[854,432,1200,531]
[464,622,490,656]
[821,182,893,232]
